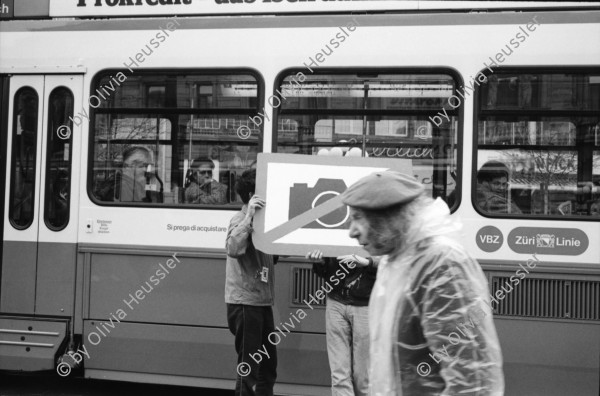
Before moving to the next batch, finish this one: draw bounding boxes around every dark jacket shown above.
[312,257,377,307]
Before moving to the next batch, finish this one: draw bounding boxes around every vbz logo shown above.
[480,235,500,244]
[476,226,504,253]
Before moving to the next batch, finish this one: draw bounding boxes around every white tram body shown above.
[0,1,599,395]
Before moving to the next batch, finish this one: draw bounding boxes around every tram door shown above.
[0,75,83,317]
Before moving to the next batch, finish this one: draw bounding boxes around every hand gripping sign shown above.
[253,153,412,256]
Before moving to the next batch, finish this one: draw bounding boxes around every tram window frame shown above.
[472,67,600,220]
[9,87,39,230]
[44,86,74,231]
[87,69,265,209]
[272,68,464,211]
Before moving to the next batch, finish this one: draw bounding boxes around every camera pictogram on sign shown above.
[288,179,349,229]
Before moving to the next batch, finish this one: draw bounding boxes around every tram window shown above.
[475,70,600,218]
[90,71,262,207]
[274,72,459,205]
[44,87,74,230]
[9,87,38,229]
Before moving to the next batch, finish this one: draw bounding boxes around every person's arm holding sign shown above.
[306,249,331,278]
[337,254,380,272]
[226,194,265,258]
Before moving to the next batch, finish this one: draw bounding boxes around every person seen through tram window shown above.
[476,161,522,214]
[184,158,227,204]
[341,171,504,396]
[95,145,161,203]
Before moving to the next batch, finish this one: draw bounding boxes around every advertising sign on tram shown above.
[49,0,417,17]
[48,0,574,18]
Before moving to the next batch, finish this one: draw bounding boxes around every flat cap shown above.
[341,171,424,209]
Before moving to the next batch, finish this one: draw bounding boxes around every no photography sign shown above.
[253,153,412,256]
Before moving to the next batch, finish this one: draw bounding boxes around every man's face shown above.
[348,207,384,256]
[194,164,213,185]
[123,151,148,181]
[484,176,508,195]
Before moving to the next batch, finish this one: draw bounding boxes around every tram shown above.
[0,1,599,395]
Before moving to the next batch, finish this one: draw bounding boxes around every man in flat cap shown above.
[341,171,504,396]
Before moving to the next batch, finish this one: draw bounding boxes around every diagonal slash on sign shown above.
[263,195,344,243]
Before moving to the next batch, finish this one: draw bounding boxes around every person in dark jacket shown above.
[306,249,378,396]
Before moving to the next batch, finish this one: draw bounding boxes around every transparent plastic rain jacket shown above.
[369,198,504,396]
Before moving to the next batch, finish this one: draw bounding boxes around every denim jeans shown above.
[227,304,277,396]
[326,297,370,396]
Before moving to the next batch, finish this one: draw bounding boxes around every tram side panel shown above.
[79,249,236,381]
[73,61,331,387]
[67,34,334,386]
[71,95,252,382]
[73,240,329,388]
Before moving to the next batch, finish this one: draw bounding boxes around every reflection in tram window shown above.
[275,72,459,207]
[90,71,262,206]
[476,70,600,217]
[45,87,74,230]
[9,87,38,229]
